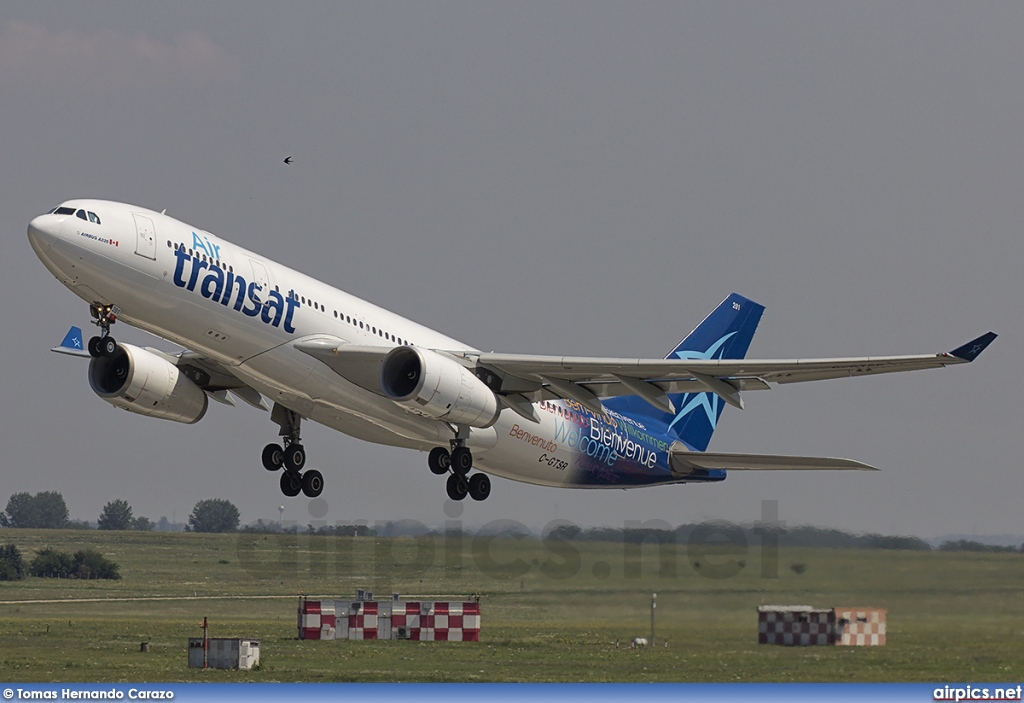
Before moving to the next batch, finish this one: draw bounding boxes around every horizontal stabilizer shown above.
[670,449,879,474]
[51,326,91,357]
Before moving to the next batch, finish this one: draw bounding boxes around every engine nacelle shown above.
[88,344,208,424]
[380,346,500,428]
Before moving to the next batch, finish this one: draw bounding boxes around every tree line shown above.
[546,523,1024,553]
[1,492,240,533]
[0,544,120,581]
[2,491,1021,553]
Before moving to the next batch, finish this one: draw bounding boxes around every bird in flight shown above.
[283,156,293,165]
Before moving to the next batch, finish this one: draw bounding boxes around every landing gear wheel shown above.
[280,471,302,497]
[88,336,102,358]
[302,470,324,498]
[451,446,473,475]
[99,337,118,357]
[262,443,284,471]
[283,444,306,472]
[428,447,451,475]
[468,473,491,501]
[446,473,468,501]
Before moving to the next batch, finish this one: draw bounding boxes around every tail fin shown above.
[663,293,764,450]
[604,293,764,451]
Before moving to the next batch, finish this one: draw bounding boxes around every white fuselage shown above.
[28,200,644,489]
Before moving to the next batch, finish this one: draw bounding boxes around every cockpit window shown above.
[48,206,100,223]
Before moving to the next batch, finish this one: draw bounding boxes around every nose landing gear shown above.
[87,303,120,358]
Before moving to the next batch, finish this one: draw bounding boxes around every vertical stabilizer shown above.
[605,293,764,452]
[663,293,764,450]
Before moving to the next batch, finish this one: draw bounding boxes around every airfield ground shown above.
[0,528,1021,682]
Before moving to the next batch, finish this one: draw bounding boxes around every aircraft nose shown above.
[27,213,61,248]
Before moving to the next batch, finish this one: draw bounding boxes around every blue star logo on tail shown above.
[666,331,736,435]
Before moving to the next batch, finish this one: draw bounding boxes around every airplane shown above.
[28,200,996,501]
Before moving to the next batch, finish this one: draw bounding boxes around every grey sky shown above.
[2,2,1019,539]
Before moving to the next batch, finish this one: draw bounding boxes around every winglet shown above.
[51,326,91,358]
[949,332,997,362]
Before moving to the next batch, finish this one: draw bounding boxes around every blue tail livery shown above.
[663,293,764,451]
[606,293,765,452]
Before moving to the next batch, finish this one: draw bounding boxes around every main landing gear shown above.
[87,303,120,358]
[428,438,491,502]
[263,403,323,498]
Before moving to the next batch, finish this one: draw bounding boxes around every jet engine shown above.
[379,346,500,428]
[88,344,208,424]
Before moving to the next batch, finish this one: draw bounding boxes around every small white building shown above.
[187,638,261,669]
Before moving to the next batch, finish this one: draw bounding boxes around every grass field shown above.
[1,527,1022,682]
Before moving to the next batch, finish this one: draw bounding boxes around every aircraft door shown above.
[250,259,271,291]
[133,214,156,260]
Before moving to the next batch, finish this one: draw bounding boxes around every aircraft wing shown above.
[296,332,995,421]
[468,332,997,415]
[171,351,270,410]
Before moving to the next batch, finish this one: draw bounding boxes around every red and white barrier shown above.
[298,599,322,640]
[758,605,886,646]
[835,607,887,646]
[300,597,480,642]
